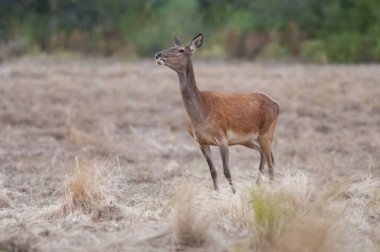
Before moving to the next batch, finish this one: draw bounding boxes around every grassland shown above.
[0,57,380,251]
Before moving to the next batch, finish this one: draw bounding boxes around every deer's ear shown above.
[173,34,182,47]
[189,33,203,51]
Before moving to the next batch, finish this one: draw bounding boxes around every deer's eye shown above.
[179,49,185,53]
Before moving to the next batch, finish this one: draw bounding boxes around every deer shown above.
[155,33,279,193]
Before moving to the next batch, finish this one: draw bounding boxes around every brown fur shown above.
[189,92,279,145]
[155,33,279,192]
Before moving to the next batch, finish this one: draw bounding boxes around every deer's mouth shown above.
[156,58,165,65]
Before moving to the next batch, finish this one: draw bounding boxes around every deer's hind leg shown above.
[243,141,265,184]
[258,136,275,181]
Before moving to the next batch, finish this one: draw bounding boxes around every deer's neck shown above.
[176,60,205,124]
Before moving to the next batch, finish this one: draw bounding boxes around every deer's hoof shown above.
[256,173,263,185]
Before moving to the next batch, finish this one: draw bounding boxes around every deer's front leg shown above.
[200,144,218,191]
[219,144,236,194]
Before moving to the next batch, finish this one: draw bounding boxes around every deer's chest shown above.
[186,119,222,145]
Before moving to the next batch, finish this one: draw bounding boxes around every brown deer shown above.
[155,33,279,193]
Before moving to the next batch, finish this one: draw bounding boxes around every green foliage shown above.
[261,42,288,61]
[252,190,293,244]
[227,10,261,35]
[120,0,202,56]
[367,24,380,61]
[301,40,327,63]
[325,32,364,63]
[1,0,380,62]
[252,191,277,227]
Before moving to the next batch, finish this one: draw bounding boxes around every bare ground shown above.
[0,57,380,251]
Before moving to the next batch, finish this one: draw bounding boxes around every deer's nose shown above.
[155,52,161,59]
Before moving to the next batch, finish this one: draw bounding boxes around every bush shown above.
[324,32,364,63]
[119,0,202,56]
[301,40,327,63]
[367,24,380,61]
[261,41,288,61]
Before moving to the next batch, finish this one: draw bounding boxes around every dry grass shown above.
[0,192,12,209]
[67,126,119,157]
[247,172,380,252]
[61,157,118,215]
[140,171,380,252]
[0,57,379,251]
[171,186,212,247]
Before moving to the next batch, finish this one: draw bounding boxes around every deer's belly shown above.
[188,125,257,146]
[227,130,258,145]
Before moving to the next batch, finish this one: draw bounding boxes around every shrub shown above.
[324,32,364,63]
[301,40,327,63]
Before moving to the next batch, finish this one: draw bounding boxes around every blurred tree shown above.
[1,0,380,62]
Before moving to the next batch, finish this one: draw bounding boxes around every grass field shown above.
[0,57,380,251]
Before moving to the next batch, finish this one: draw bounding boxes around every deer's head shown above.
[155,33,203,71]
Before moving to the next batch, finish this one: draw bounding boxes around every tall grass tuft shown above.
[171,185,211,247]
[251,189,295,250]
[0,192,12,209]
[62,157,116,215]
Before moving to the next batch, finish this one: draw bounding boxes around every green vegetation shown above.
[252,190,286,244]
[1,0,380,62]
